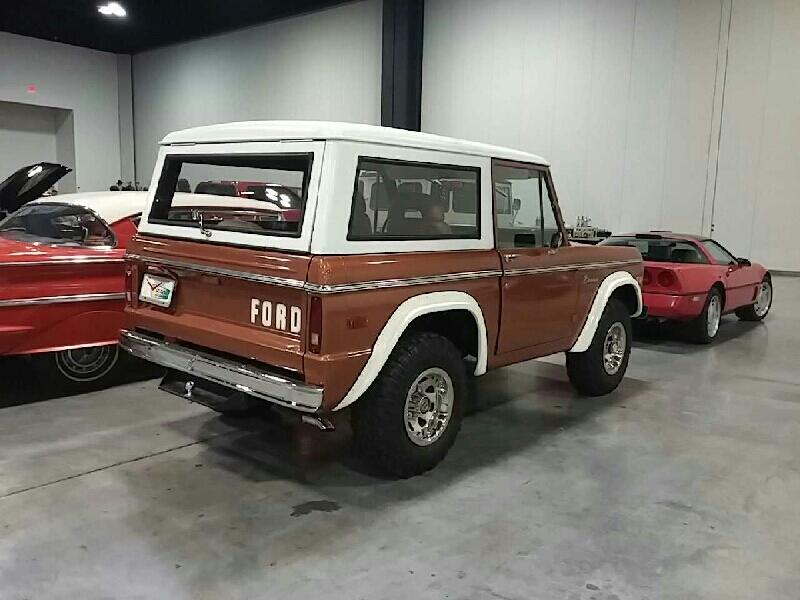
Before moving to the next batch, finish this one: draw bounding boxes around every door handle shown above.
[504,253,520,262]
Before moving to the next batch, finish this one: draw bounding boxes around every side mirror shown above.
[737,257,751,267]
[550,230,563,249]
[512,198,521,212]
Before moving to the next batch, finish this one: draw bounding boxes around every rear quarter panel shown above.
[0,259,125,355]
[306,250,501,410]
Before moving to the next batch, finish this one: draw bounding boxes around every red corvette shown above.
[600,233,772,343]
[0,163,147,389]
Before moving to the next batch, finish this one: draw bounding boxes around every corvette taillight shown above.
[657,270,676,288]
[308,295,322,354]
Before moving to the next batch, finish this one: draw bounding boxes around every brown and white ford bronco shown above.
[120,121,643,477]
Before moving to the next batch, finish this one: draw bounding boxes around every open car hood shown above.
[0,162,72,214]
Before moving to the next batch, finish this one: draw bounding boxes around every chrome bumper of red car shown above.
[119,330,323,412]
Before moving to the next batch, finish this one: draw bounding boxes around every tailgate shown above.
[125,236,310,374]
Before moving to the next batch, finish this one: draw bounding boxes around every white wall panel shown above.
[0,33,123,193]
[423,0,723,237]
[0,102,57,177]
[133,0,382,182]
[714,0,800,271]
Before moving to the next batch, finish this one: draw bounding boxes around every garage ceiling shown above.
[0,0,348,54]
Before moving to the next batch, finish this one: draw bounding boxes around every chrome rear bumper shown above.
[119,330,323,412]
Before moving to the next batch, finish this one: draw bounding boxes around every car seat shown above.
[670,247,702,263]
[350,194,373,237]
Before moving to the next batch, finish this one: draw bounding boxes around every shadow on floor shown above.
[632,316,764,354]
[109,360,654,580]
[0,354,161,409]
[172,360,652,496]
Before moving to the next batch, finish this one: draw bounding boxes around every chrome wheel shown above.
[602,322,626,375]
[404,367,453,447]
[55,345,119,382]
[706,295,721,338]
[754,279,772,317]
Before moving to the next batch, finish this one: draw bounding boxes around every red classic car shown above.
[0,163,146,389]
[600,232,772,343]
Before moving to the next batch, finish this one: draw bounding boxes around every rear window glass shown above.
[601,237,708,264]
[349,158,480,240]
[149,154,312,238]
[0,203,114,247]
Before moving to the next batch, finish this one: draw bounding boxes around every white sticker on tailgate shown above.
[139,274,176,308]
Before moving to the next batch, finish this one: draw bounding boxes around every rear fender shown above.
[333,291,487,411]
[5,309,123,356]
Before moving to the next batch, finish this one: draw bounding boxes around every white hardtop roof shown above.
[161,120,550,166]
[30,191,147,225]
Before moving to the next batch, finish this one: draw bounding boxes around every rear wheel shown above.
[689,288,722,344]
[566,298,632,396]
[352,332,466,478]
[736,276,772,321]
[33,344,120,393]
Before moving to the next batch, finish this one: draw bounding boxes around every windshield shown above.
[601,237,708,264]
[0,203,114,247]
[149,154,312,237]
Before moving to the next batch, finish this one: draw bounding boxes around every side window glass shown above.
[348,158,480,240]
[493,164,560,248]
[701,240,736,265]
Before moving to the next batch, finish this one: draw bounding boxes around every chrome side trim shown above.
[126,254,639,294]
[126,254,306,289]
[503,259,641,278]
[119,330,323,412]
[0,292,126,307]
[3,258,124,267]
[305,270,503,294]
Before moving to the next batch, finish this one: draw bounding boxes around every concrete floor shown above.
[1,278,798,600]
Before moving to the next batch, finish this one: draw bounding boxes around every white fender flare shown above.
[333,291,488,411]
[569,271,642,353]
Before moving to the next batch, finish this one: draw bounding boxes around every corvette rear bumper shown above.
[641,291,707,320]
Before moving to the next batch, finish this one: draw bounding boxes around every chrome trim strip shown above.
[0,292,126,307]
[126,254,306,289]
[305,270,503,294]
[119,330,323,412]
[126,254,639,294]
[3,258,124,267]
[504,259,641,277]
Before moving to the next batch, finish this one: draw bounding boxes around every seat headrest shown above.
[671,247,701,263]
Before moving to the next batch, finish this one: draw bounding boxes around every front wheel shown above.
[736,276,772,322]
[32,344,120,393]
[566,298,632,396]
[352,332,466,478]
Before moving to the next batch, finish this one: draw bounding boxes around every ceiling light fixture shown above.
[98,2,126,17]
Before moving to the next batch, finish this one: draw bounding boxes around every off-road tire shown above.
[352,332,466,478]
[735,276,772,322]
[566,298,632,396]
[688,288,723,344]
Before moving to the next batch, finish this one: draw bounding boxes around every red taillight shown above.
[308,296,322,354]
[643,269,652,285]
[281,209,302,223]
[657,270,676,288]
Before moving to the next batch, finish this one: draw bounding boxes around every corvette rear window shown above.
[148,154,312,238]
[601,237,708,264]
